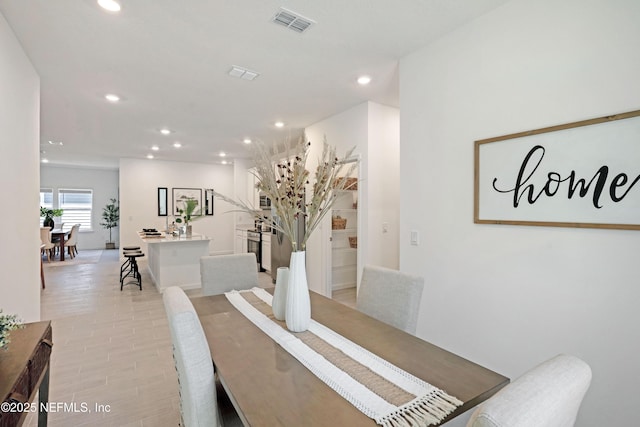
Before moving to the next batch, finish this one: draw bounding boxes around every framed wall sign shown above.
[474,110,640,230]
[172,188,202,216]
[158,187,168,216]
[204,188,214,216]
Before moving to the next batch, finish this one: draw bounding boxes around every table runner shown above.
[225,288,462,427]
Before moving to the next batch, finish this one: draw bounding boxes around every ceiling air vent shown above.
[272,7,314,33]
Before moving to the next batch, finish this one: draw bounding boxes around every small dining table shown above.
[192,289,509,426]
[50,228,69,261]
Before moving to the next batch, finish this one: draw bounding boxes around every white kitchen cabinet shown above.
[261,233,271,272]
[235,229,247,254]
[247,168,260,208]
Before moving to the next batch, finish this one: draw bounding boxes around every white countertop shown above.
[138,232,211,243]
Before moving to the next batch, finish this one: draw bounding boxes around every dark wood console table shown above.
[0,321,53,427]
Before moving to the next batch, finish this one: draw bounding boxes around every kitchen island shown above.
[139,232,211,292]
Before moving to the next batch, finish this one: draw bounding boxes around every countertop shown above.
[138,232,211,243]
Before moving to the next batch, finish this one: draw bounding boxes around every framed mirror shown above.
[205,188,214,215]
[158,187,168,216]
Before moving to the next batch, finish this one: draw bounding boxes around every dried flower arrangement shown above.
[215,134,357,252]
[0,310,23,350]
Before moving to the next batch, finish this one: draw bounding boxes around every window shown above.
[58,188,93,231]
[40,188,53,226]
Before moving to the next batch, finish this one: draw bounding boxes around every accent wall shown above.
[399,0,640,425]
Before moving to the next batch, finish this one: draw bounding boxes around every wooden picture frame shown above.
[204,188,214,216]
[172,188,202,216]
[474,110,640,230]
[158,187,168,216]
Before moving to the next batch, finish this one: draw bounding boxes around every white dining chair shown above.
[357,265,425,335]
[63,224,80,258]
[40,226,55,262]
[466,354,592,427]
[162,286,242,427]
[200,253,259,296]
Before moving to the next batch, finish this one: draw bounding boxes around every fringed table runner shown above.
[225,288,462,427]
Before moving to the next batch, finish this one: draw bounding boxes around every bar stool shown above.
[120,246,140,283]
[121,248,144,291]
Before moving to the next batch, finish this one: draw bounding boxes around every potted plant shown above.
[0,310,22,350]
[40,207,64,230]
[175,198,202,236]
[100,198,119,249]
[214,135,357,331]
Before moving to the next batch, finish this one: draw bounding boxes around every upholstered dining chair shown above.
[63,224,80,258]
[40,226,55,262]
[466,354,592,427]
[357,265,425,335]
[163,286,242,427]
[200,253,259,296]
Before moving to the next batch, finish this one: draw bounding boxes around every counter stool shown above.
[121,250,144,291]
[119,246,141,284]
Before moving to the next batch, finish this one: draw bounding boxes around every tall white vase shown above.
[285,251,311,332]
[272,267,289,321]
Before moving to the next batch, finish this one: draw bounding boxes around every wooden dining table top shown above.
[191,289,509,427]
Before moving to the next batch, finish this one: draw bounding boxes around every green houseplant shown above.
[40,207,64,230]
[100,198,119,249]
[175,198,202,236]
[0,310,22,350]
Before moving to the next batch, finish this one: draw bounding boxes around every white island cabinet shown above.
[140,233,211,293]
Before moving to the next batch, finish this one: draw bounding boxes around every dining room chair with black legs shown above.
[200,253,259,296]
[162,286,242,427]
[357,264,425,335]
[466,353,592,427]
[40,226,55,262]
[63,223,81,258]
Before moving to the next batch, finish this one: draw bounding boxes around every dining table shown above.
[191,288,509,427]
[50,228,69,261]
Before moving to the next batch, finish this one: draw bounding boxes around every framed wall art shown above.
[204,188,214,216]
[158,187,168,216]
[172,188,202,216]
[474,110,640,230]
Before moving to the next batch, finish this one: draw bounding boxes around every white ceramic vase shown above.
[272,267,289,321]
[285,251,311,332]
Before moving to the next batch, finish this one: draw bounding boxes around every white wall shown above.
[119,158,236,256]
[399,0,640,425]
[40,165,119,249]
[0,13,41,322]
[305,101,400,294]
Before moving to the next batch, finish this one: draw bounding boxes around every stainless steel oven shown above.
[247,230,264,272]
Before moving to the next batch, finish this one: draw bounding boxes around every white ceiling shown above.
[1,0,510,169]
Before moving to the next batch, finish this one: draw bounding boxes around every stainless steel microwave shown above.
[259,194,271,209]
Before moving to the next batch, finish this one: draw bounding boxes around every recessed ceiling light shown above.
[221,160,228,165]
[151,145,159,151]
[97,0,121,12]
[173,142,182,148]
[357,75,372,85]
[146,154,154,159]
[219,152,226,157]
[243,138,252,144]
[274,121,285,128]
[41,158,49,163]
[160,128,172,135]
[105,93,120,102]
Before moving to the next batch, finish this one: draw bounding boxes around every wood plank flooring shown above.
[30,250,355,426]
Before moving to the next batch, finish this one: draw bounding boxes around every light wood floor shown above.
[31,250,355,426]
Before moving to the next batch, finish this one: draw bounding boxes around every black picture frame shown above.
[205,188,214,216]
[172,188,202,216]
[158,187,168,216]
